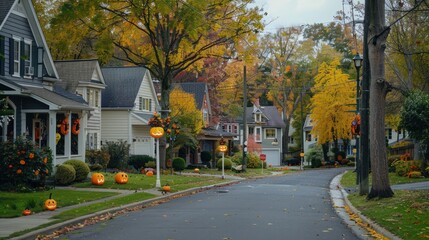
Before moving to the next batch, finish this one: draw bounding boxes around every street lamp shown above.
[218,137,228,179]
[353,53,363,187]
[149,112,165,188]
[299,151,304,170]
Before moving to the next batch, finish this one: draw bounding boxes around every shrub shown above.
[216,158,233,170]
[86,149,110,169]
[229,152,243,166]
[247,152,263,168]
[172,157,186,171]
[0,137,53,191]
[408,171,422,178]
[393,160,409,176]
[55,164,76,185]
[145,161,156,168]
[63,160,90,182]
[200,151,212,164]
[128,155,155,170]
[102,140,130,169]
[307,146,323,168]
[89,163,103,171]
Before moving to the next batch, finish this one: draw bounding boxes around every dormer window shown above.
[255,113,262,123]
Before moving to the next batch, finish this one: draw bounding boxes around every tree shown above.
[400,90,429,177]
[50,0,265,168]
[367,0,394,199]
[310,60,355,151]
[169,87,203,136]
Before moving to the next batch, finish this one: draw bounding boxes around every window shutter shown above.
[32,45,38,77]
[20,40,25,76]
[9,38,14,75]
[37,47,43,78]
[0,37,4,76]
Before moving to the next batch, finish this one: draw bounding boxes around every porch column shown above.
[49,111,57,165]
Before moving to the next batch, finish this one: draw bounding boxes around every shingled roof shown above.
[101,67,148,108]
[0,0,15,29]
[54,59,104,92]
[174,82,208,110]
[245,105,285,128]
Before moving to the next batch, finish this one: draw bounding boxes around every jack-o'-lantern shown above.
[146,171,154,177]
[91,173,105,185]
[44,193,57,211]
[115,172,129,184]
[22,208,31,216]
[150,127,164,138]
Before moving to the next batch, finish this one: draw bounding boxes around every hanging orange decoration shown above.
[72,118,80,135]
[60,116,69,135]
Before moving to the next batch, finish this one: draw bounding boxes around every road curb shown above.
[11,180,242,240]
[331,172,401,240]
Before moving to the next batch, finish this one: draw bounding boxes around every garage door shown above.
[262,149,280,166]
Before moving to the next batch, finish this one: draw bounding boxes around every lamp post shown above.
[218,137,228,179]
[299,151,304,171]
[353,53,363,187]
[149,112,165,188]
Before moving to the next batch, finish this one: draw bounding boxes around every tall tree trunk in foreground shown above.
[367,0,394,199]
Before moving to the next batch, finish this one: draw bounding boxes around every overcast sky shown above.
[253,0,347,32]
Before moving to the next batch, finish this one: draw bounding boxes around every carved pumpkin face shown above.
[115,172,129,184]
[150,127,164,138]
[44,199,57,211]
[145,171,154,177]
[91,173,105,185]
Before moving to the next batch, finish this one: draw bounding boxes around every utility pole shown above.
[242,65,247,171]
[360,0,370,195]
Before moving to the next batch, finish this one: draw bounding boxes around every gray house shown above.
[0,0,92,165]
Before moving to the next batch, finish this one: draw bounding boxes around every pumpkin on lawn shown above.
[91,173,105,185]
[22,208,31,216]
[44,193,57,211]
[145,171,154,177]
[115,172,129,184]
[162,185,171,192]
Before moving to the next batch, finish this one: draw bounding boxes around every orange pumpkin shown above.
[162,185,171,192]
[150,127,164,138]
[194,168,200,173]
[146,171,154,177]
[22,208,31,216]
[91,173,105,185]
[115,172,129,184]
[44,193,57,211]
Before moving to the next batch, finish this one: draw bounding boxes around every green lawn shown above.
[341,170,429,240]
[0,189,119,218]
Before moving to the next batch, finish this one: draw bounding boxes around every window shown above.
[289,137,294,144]
[23,40,32,77]
[139,97,152,111]
[95,90,99,107]
[13,37,20,76]
[255,113,262,122]
[265,128,276,139]
[255,126,262,142]
[386,128,392,140]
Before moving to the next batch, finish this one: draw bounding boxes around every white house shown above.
[101,66,159,156]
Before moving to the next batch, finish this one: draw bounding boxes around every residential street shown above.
[58,168,360,240]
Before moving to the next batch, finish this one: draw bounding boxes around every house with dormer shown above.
[100,66,159,156]
[54,59,106,150]
[0,0,92,165]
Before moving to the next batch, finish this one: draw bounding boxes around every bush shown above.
[102,140,130,169]
[172,157,186,171]
[55,164,76,185]
[408,171,422,178]
[307,146,323,168]
[229,152,243,166]
[63,160,90,182]
[145,161,156,168]
[247,152,263,168]
[201,151,212,165]
[128,155,155,170]
[89,163,103,171]
[86,149,110,169]
[216,158,233,170]
[0,137,53,191]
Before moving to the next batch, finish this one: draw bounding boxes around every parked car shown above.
[284,157,301,166]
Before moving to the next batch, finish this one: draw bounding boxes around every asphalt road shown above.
[58,168,359,240]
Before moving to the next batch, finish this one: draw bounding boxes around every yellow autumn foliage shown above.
[310,59,356,144]
[169,87,203,135]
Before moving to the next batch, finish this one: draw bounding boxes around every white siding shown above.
[101,110,130,144]
[133,73,156,112]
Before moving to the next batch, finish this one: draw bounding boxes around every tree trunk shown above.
[367,0,394,199]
